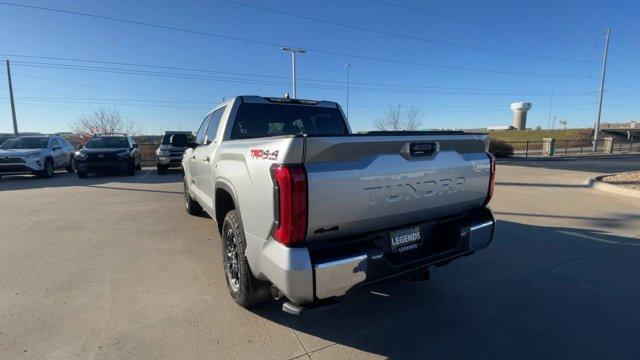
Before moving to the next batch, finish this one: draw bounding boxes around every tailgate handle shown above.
[401,142,439,159]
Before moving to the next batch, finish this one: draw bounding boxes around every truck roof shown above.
[236,96,339,108]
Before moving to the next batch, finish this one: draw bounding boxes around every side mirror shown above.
[52,147,61,151]
[132,143,139,149]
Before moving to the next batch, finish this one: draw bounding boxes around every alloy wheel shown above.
[224,226,240,292]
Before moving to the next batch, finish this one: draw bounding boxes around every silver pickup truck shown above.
[179,95,496,313]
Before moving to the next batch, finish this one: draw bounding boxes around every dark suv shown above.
[74,134,141,178]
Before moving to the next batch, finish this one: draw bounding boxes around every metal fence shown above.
[493,138,640,158]
[139,143,158,165]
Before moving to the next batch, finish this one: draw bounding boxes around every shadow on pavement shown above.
[252,220,640,359]
[499,154,640,174]
[0,168,181,192]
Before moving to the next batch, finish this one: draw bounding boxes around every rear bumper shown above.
[262,207,495,305]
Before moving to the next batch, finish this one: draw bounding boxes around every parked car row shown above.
[0,132,193,179]
[0,133,143,179]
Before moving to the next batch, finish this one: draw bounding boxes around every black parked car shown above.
[74,134,141,178]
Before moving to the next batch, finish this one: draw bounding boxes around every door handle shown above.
[203,156,210,162]
[191,155,196,160]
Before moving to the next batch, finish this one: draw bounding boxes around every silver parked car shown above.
[0,135,75,178]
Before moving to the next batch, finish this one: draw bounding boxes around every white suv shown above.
[0,135,75,178]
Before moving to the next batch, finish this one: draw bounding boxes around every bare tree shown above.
[374,104,423,131]
[73,109,139,140]
[404,106,422,131]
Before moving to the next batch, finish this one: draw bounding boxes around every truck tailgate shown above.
[303,135,491,242]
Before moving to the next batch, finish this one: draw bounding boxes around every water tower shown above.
[510,102,532,130]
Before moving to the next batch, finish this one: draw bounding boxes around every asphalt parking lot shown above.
[1,157,640,359]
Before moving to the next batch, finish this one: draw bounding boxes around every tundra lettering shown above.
[364,177,466,205]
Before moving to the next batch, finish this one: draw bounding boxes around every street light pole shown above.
[6,60,18,136]
[346,63,351,120]
[593,29,611,152]
[281,47,306,98]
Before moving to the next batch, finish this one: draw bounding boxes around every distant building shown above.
[487,125,516,131]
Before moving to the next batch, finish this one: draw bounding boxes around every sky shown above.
[0,0,639,134]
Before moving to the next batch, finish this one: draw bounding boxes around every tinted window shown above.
[0,137,48,149]
[50,138,61,148]
[85,136,129,149]
[230,103,348,139]
[195,115,211,145]
[205,107,226,144]
[164,133,192,147]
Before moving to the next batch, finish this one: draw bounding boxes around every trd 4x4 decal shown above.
[250,149,279,160]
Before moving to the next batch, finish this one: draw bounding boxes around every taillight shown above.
[270,164,307,246]
[483,152,496,206]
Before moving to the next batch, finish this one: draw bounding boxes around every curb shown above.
[587,175,640,199]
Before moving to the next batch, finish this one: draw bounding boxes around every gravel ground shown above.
[602,171,640,190]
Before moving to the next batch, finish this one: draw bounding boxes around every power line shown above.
[370,0,597,47]
[5,52,596,89]
[9,61,598,96]
[0,3,594,79]
[222,0,593,64]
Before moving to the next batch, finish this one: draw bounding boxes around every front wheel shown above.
[183,179,203,215]
[66,156,75,172]
[127,161,136,176]
[157,165,167,174]
[77,170,87,178]
[39,159,54,178]
[221,210,270,308]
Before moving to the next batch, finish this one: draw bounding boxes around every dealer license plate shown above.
[389,225,422,253]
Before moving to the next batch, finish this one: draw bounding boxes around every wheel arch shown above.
[215,180,240,234]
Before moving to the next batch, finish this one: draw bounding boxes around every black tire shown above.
[66,156,75,172]
[127,161,136,176]
[77,170,87,178]
[39,159,54,178]
[157,165,167,174]
[221,210,271,308]
[183,180,203,215]
[135,163,142,171]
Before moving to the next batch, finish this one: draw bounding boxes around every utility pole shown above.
[593,29,611,152]
[6,60,18,136]
[346,63,351,120]
[281,47,306,98]
[546,82,554,132]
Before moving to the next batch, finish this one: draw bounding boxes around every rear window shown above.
[230,103,348,140]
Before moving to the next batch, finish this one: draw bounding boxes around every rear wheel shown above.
[77,170,87,178]
[184,179,203,215]
[39,159,54,178]
[221,210,270,308]
[157,165,167,174]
